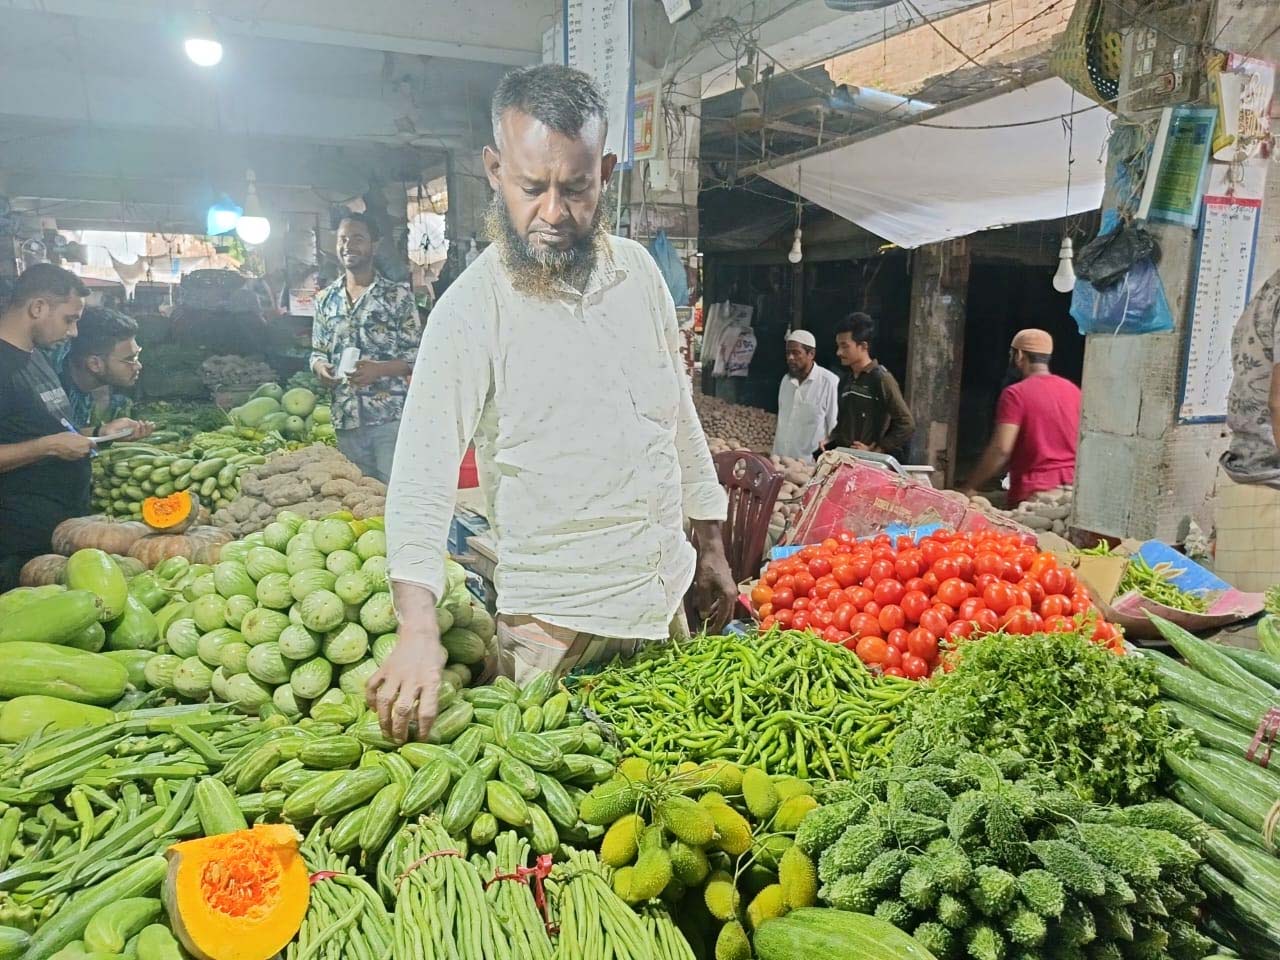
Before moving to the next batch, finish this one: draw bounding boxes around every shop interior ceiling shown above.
[0,0,559,234]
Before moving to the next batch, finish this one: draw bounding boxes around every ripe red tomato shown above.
[809,557,833,579]
[822,625,844,645]
[1040,595,1068,619]
[848,587,874,610]
[957,597,986,621]
[878,604,906,633]
[884,666,907,678]
[792,572,817,597]
[764,569,780,586]
[851,613,883,639]
[794,597,812,612]
[832,564,860,588]
[984,582,1015,615]
[905,577,932,597]
[855,635,889,665]
[776,574,796,593]
[894,554,923,582]
[791,611,810,631]
[922,571,941,593]
[814,576,842,600]
[770,587,795,610]
[821,538,841,552]
[1093,620,1120,643]
[883,644,904,669]
[886,628,910,651]
[973,573,999,595]
[931,602,956,621]
[952,553,975,582]
[931,557,960,582]
[974,552,1004,578]
[775,608,794,628]
[873,579,906,607]
[974,608,1000,632]
[833,603,856,632]
[862,601,881,618]
[936,578,968,608]
[918,608,950,639]
[1003,607,1038,635]
[901,590,930,624]
[756,602,774,619]
[869,559,896,584]
[750,583,774,608]
[907,628,939,660]
[1043,614,1071,633]
[945,619,974,640]
[921,539,947,567]
[849,554,874,581]
[811,609,835,629]
[1071,595,1093,616]
[1020,578,1046,607]
[902,654,930,679]
[760,616,777,630]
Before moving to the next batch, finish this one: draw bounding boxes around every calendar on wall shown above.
[1178,195,1262,422]
[562,0,634,165]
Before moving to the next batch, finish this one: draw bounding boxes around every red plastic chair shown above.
[685,451,784,627]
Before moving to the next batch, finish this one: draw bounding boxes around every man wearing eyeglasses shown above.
[51,307,154,440]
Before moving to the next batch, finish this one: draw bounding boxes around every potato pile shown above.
[967,485,1073,534]
[694,395,777,452]
[211,446,387,536]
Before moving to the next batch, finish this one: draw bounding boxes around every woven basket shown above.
[1050,0,1119,109]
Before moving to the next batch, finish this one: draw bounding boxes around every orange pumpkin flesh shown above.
[143,491,200,532]
[164,825,308,960]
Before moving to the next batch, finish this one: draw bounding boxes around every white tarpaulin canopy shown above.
[759,78,1109,249]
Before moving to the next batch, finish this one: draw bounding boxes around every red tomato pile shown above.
[751,528,1122,679]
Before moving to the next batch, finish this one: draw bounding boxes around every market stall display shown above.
[751,528,1122,675]
[695,396,776,452]
[1,505,1277,960]
[967,486,1073,535]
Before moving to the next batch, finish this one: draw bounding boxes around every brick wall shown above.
[825,0,1078,96]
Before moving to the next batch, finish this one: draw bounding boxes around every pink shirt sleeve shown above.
[995,385,1025,427]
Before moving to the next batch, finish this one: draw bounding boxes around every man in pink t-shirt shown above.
[961,329,1081,506]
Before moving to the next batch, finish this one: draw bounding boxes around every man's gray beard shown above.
[484,196,608,299]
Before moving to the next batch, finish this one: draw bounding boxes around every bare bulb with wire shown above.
[1052,237,1076,293]
[788,228,803,264]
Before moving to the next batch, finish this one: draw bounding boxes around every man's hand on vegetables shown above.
[691,520,738,634]
[368,582,448,742]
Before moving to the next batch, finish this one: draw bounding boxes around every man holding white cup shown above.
[310,212,421,483]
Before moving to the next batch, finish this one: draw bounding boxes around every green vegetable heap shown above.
[571,629,918,777]
[802,735,1212,960]
[905,629,1191,804]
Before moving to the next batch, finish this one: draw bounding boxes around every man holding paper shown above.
[310,212,422,483]
[0,264,95,590]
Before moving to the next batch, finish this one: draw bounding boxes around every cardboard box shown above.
[1066,540,1265,641]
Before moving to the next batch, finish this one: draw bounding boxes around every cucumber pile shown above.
[227,670,618,866]
[91,439,265,518]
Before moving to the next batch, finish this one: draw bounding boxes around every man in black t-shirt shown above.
[0,264,94,589]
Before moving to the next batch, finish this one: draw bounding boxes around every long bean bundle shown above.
[382,818,510,960]
[475,832,554,960]
[289,830,393,960]
[547,850,659,960]
[571,629,918,777]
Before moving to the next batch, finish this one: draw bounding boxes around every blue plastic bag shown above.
[648,230,690,307]
[1070,256,1174,335]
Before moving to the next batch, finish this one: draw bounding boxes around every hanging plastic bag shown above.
[647,230,690,307]
[1070,256,1174,335]
[1076,220,1160,288]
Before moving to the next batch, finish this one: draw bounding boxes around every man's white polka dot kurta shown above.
[386,235,728,641]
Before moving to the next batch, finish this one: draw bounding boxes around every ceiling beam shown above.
[4,0,542,65]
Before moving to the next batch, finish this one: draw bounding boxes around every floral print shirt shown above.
[309,273,421,430]
[1223,269,1280,487]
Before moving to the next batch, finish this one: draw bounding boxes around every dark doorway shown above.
[956,262,1084,476]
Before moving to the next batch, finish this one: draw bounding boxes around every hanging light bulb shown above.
[788,227,803,265]
[235,170,271,246]
[184,11,223,67]
[1052,237,1076,293]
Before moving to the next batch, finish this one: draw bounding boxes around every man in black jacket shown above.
[826,312,915,461]
[0,264,94,589]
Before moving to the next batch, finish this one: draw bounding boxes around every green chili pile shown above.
[1081,545,1211,613]
[569,629,919,778]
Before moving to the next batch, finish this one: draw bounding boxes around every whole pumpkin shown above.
[51,515,150,558]
[18,554,68,587]
[129,526,233,569]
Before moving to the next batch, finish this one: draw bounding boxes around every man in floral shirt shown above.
[310,212,421,483]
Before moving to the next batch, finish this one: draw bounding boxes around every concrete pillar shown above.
[905,239,969,485]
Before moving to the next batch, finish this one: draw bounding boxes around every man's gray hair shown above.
[490,64,608,147]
